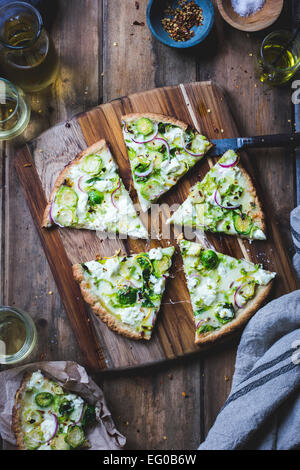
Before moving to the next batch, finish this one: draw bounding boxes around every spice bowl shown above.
[216,0,284,33]
[147,0,214,48]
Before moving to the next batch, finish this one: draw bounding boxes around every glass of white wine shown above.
[0,77,30,140]
[0,1,59,92]
[0,306,37,364]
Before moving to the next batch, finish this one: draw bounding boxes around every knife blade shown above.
[209,132,300,157]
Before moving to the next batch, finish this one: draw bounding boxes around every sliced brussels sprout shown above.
[65,425,85,449]
[24,428,44,450]
[24,409,43,426]
[153,255,171,277]
[200,250,219,270]
[233,213,253,235]
[135,118,154,136]
[82,154,103,175]
[50,434,70,450]
[140,180,165,202]
[56,186,78,208]
[88,189,104,206]
[55,208,77,227]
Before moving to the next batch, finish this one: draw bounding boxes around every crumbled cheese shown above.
[149,248,163,260]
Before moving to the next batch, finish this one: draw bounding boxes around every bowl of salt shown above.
[216,0,284,32]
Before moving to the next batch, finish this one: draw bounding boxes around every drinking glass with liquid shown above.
[0,306,37,364]
[256,30,300,86]
[0,77,30,140]
[0,1,59,92]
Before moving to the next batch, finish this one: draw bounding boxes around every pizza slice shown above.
[13,370,97,450]
[121,113,213,212]
[73,246,175,340]
[42,140,148,239]
[179,239,276,345]
[168,150,266,240]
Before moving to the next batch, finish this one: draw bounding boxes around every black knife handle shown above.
[240,133,300,149]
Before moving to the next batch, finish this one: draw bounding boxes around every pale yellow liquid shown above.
[0,311,26,356]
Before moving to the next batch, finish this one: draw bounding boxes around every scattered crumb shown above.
[113,42,118,46]
[163,436,167,441]
[224,376,229,382]
[168,374,173,380]
[182,392,187,398]
[23,163,32,168]
[48,291,53,295]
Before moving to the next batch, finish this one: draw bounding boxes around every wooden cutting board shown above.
[15,81,299,372]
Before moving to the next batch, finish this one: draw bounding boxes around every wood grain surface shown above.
[15,81,298,371]
[1,0,298,450]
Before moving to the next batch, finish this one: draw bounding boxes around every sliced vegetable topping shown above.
[135,118,155,136]
[116,285,138,306]
[233,213,253,235]
[35,392,54,408]
[200,250,219,270]
[65,425,85,449]
[56,186,78,208]
[88,189,104,206]
[55,208,77,227]
[82,154,103,175]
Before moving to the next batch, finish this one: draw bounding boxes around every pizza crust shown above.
[195,282,273,345]
[12,372,32,450]
[72,264,149,340]
[42,139,107,228]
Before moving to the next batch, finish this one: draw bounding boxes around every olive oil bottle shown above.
[256,31,300,86]
[0,2,59,92]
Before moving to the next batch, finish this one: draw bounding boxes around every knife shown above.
[210,132,300,157]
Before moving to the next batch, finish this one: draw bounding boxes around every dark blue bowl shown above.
[147,0,214,49]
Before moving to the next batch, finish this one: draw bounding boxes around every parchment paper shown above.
[0,361,126,450]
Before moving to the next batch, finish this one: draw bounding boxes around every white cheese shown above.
[40,412,57,441]
[26,370,44,390]
[194,278,217,306]
[153,277,165,294]
[149,248,163,260]
[253,229,266,240]
[253,269,276,285]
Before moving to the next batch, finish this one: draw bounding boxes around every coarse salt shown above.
[231,0,265,17]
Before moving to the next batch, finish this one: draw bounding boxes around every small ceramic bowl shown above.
[216,0,284,33]
[147,0,214,48]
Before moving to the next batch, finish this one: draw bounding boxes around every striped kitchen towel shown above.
[198,206,300,450]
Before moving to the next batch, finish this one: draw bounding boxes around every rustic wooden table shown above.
[0,0,297,450]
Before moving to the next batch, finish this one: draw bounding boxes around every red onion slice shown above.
[154,137,170,162]
[111,178,121,208]
[31,412,58,446]
[135,161,154,177]
[131,123,158,144]
[181,135,204,157]
[78,175,86,193]
[214,190,241,210]
[196,319,204,329]
[45,413,58,444]
[49,199,55,225]
[121,120,129,133]
[218,155,239,168]
[234,284,247,309]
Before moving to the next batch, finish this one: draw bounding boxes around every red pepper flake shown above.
[161,0,204,42]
